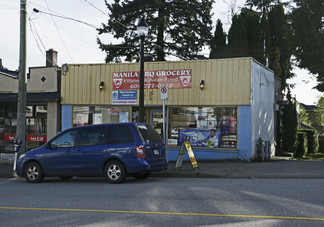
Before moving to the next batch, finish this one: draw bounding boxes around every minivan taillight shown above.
[136,145,146,158]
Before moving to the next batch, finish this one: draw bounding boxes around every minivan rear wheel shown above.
[104,160,126,184]
[24,162,44,183]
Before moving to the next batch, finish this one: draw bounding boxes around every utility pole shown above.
[15,0,27,163]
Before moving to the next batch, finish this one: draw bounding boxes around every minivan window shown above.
[50,129,78,148]
[106,125,134,144]
[137,125,163,142]
[79,126,106,146]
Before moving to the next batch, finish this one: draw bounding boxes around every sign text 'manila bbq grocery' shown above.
[112,69,192,90]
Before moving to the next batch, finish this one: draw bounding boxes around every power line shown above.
[84,0,107,16]
[28,16,57,67]
[32,8,99,29]
[42,0,73,63]
[28,18,46,52]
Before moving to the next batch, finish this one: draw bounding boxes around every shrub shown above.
[296,132,308,158]
[298,129,319,154]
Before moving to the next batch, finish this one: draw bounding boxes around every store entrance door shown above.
[149,109,164,140]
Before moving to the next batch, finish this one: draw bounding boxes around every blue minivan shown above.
[16,123,168,183]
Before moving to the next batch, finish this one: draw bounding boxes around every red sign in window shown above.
[5,134,47,142]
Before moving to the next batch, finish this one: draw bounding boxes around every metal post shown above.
[16,0,27,156]
[163,99,166,144]
[139,36,145,123]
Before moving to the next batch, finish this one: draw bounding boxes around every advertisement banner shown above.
[178,128,221,148]
[174,141,199,170]
[184,141,199,168]
[112,69,192,90]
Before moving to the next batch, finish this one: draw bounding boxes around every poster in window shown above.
[76,114,89,126]
[119,112,129,123]
[178,128,221,148]
[93,114,103,125]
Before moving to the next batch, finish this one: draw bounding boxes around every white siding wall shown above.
[250,60,275,159]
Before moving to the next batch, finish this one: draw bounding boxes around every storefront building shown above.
[61,58,275,161]
[0,63,61,156]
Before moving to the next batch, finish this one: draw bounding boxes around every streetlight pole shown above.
[139,35,145,123]
[137,18,148,123]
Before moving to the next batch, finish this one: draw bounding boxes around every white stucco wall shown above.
[250,60,275,159]
[0,67,58,93]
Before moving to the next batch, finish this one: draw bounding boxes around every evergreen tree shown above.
[227,8,265,64]
[209,19,227,59]
[299,104,311,125]
[97,0,214,62]
[267,4,293,90]
[291,0,324,92]
[281,88,298,153]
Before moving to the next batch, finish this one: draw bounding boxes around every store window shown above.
[168,107,237,149]
[0,105,47,152]
[72,106,131,127]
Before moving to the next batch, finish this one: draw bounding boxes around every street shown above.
[0,177,324,226]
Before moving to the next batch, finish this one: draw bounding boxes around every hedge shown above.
[298,129,319,154]
[296,132,308,158]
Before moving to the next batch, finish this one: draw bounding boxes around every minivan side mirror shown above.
[45,143,56,150]
[44,143,51,149]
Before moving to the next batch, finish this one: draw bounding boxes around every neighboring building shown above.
[61,58,275,161]
[0,50,61,157]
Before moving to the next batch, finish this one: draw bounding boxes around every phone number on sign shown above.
[130,83,174,89]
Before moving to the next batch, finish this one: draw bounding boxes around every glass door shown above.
[149,109,164,140]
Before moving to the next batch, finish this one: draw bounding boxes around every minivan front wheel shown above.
[24,162,44,183]
[104,160,126,184]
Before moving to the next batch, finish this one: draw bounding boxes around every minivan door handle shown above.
[75,147,81,152]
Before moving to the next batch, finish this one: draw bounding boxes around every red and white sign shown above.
[160,86,168,100]
[112,69,192,90]
[26,135,47,142]
[5,134,47,142]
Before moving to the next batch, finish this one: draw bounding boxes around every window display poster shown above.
[76,114,89,126]
[93,114,103,125]
[119,112,129,123]
[178,128,221,148]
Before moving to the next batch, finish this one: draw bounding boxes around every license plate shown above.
[153,149,159,155]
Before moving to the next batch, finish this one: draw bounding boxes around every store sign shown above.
[108,107,122,115]
[112,90,137,105]
[112,69,192,90]
[5,134,47,142]
[174,141,199,170]
[26,135,47,142]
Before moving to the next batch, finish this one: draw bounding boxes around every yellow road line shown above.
[0,206,323,221]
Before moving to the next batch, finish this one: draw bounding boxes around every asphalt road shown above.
[0,177,324,226]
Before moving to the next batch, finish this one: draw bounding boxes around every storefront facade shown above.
[0,66,61,155]
[61,58,275,161]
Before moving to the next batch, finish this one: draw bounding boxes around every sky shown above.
[0,0,322,105]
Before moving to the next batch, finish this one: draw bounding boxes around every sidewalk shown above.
[151,159,324,179]
[1,159,324,179]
